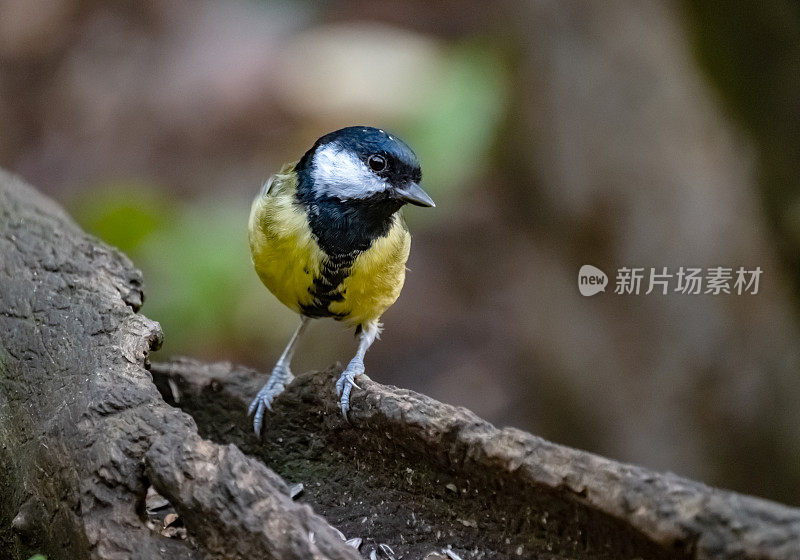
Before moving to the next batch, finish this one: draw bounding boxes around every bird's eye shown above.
[368,154,387,172]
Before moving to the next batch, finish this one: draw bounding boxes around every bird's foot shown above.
[335,362,364,418]
[249,364,294,435]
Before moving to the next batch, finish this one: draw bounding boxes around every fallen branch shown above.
[0,170,357,560]
[151,358,800,560]
[1,169,800,559]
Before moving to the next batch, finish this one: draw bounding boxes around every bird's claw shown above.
[335,365,363,418]
[249,366,293,435]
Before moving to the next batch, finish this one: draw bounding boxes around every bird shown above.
[247,126,435,434]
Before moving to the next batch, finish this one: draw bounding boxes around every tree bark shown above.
[0,170,357,560]
[1,168,800,559]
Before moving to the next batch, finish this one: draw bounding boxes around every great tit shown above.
[247,126,434,434]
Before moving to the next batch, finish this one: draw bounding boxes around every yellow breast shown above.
[248,171,324,314]
[328,216,410,328]
[248,170,411,328]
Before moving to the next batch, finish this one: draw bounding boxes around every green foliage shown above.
[27,555,47,560]
[401,40,509,223]
[71,181,173,253]
[136,197,275,356]
[71,183,291,361]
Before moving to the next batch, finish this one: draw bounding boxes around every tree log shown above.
[0,170,357,560]
[2,169,800,559]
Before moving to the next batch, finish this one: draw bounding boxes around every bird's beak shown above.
[395,182,435,207]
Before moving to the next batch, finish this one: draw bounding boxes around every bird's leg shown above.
[336,322,380,417]
[249,316,310,435]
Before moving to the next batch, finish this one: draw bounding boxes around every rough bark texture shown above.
[1,169,800,559]
[0,170,358,560]
[150,359,800,560]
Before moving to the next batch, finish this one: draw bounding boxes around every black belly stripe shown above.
[293,179,404,320]
[300,251,359,318]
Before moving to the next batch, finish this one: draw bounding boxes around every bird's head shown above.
[295,126,435,208]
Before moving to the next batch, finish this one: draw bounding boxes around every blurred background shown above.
[2,0,800,505]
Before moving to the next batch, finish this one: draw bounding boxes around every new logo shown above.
[578,265,608,296]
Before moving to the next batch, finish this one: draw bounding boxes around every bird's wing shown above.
[257,162,297,199]
[258,175,276,198]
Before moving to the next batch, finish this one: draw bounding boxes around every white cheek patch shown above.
[311,144,389,200]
